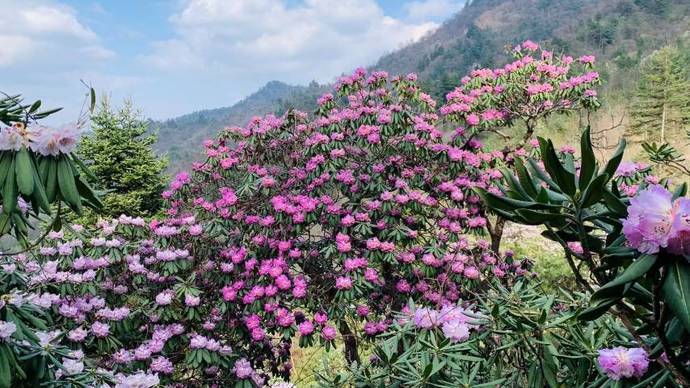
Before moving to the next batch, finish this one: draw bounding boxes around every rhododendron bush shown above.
[0,93,101,240]
[478,127,690,385]
[4,40,663,387]
[158,67,536,368]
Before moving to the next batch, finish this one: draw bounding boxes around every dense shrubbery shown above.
[2,40,689,387]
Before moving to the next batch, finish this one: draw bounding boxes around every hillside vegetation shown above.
[153,0,690,171]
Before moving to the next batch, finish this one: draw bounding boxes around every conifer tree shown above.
[629,46,690,142]
[78,97,167,218]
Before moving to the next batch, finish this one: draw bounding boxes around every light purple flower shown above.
[597,347,649,380]
[115,371,159,388]
[233,358,253,379]
[413,307,440,329]
[622,185,673,254]
[91,322,110,338]
[0,321,17,340]
[149,356,174,374]
[441,320,470,342]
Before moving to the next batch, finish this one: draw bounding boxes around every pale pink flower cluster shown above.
[623,185,690,255]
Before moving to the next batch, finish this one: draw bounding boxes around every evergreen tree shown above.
[78,97,168,219]
[629,46,690,142]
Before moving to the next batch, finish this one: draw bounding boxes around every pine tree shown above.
[629,46,690,142]
[78,97,168,219]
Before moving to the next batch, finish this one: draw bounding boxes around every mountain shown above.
[151,81,327,168]
[154,0,690,171]
[376,0,690,100]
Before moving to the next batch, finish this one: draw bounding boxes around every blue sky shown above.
[0,0,464,122]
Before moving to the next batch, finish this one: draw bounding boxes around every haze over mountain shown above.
[153,0,690,170]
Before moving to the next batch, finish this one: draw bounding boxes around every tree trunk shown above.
[340,321,360,365]
[490,217,506,253]
[661,104,666,143]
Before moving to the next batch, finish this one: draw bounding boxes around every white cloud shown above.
[0,0,119,124]
[403,0,465,23]
[0,0,113,68]
[142,0,438,84]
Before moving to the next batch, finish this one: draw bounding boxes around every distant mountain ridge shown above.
[154,0,690,170]
[151,81,326,167]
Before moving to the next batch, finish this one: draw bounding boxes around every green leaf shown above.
[57,157,82,213]
[602,139,626,179]
[591,255,657,302]
[662,260,690,333]
[31,167,51,214]
[579,126,596,189]
[672,183,687,200]
[28,100,41,114]
[579,296,622,321]
[75,177,103,210]
[538,137,576,196]
[515,208,564,225]
[45,159,58,203]
[514,158,538,198]
[0,345,12,388]
[602,189,627,217]
[527,158,559,189]
[2,158,17,214]
[15,147,34,196]
[580,173,609,208]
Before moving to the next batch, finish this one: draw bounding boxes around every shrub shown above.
[477,127,690,385]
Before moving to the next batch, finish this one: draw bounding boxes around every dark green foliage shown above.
[78,98,167,219]
[478,127,690,384]
[319,282,623,387]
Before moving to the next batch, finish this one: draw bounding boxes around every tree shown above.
[78,97,167,219]
[629,46,690,142]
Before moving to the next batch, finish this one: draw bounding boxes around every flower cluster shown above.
[410,304,480,343]
[2,42,606,385]
[0,122,81,155]
[597,347,649,380]
[623,185,690,255]
[440,40,600,139]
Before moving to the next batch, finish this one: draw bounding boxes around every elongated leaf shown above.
[527,158,559,189]
[0,345,12,388]
[514,158,538,198]
[602,189,627,217]
[579,126,596,189]
[603,139,626,178]
[45,159,57,203]
[592,255,656,302]
[662,261,690,333]
[57,157,82,213]
[515,208,564,225]
[2,158,17,214]
[15,147,34,196]
[579,295,622,321]
[75,177,103,210]
[580,173,609,208]
[672,183,687,200]
[539,137,576,196]
[0,153,10,188]
[31,167,51,214]
[28,100,41,113]
[502,168,533,201]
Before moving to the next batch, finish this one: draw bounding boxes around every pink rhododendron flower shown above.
[597,347,648,380]
[622,185,674,254]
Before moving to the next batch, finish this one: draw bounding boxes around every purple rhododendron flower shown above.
[597,347,649,380]
[623,185,690,255]
[622,185,673,254]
